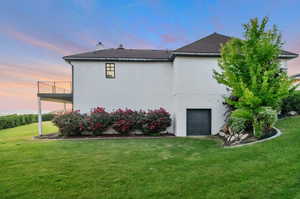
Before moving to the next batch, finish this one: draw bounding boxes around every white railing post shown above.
[38,97,43,136]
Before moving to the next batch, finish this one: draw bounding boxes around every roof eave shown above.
[172,52,299,59]
[172,52,220,56]
[278,54,298,59]
[63,57,172,62]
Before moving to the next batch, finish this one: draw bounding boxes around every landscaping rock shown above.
[219,132,251,146]
[229,135,236,142]
[219,132,226,137]
[287,111,298,116]
[240,133,249,141]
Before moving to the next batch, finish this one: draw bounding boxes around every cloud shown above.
[3,28,69,54]
[160,34,185,44]
[0,62,70,81]
[0,61,71,112]
[122,33,155,49]
[211,16,224,32]
[0,27,88,55]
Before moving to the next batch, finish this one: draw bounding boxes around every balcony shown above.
[37,81,72,103]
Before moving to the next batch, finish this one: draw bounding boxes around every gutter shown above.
[172,52,298,59]
[278,54,299,59]
[62,51,298,62]
[172,52,221,56]
[63,57,172,62]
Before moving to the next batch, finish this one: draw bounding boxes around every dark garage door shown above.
[187,109,211,136]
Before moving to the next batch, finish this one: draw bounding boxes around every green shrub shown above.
[228,109,252,134]
[228,107,277,137]
[52,111,84,136]
[281,91,300,116]
[0,114,49,130]
[0,113,55,130]
[42,113,55,121]
[255,107,277,136]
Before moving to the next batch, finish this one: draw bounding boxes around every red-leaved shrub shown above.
[52,107,172,136]
[79,107,111,135]
[112,119,134,135]
[111,109,139,135]
[52,111,84,136]
[142,108,171,135]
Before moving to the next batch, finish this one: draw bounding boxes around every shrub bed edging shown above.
[224,127,282,148]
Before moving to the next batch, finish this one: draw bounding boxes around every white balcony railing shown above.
[37,81,72,94]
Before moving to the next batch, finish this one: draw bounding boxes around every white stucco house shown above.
[37,33,298,136]
[290,73,300,90]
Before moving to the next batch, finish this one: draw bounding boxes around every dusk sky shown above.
[1,0,300,114]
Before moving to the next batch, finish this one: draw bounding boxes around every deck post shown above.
[38,97,42,136]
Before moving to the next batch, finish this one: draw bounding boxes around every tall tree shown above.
[214,17,292,137]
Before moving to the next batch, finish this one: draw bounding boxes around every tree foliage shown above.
[214,17,292,137]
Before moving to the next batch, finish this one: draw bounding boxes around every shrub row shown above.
[52,107,172,137]
[0,113,55,130]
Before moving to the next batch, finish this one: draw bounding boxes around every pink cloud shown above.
[0,80,70,112]
[0,27,88,55]
[211,16,224,32]
[4,28,70,54]
[0,62,71,113]
[0,62,70,81]
[123,33,155,49]
[160,34,185,44]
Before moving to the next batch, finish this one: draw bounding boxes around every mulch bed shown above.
[34,133,175,140]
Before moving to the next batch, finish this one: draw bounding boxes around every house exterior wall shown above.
[70,57,292,137]
[72,60,175,132]
[280,59,288,71]
[173,56,227,136]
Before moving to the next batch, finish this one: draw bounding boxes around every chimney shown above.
[96,42,104,50]
[117,44,124,49]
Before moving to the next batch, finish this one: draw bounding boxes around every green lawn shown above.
[1,118,300,199]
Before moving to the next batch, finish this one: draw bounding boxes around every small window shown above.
[105,63,115,79]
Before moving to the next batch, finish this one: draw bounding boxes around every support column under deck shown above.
[38,97,42,136]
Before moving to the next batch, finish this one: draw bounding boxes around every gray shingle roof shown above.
[290,73,300,78]
[63,48,172,61]
[63,33,298,61]
[174,33,231,53]
[174,33,298,58]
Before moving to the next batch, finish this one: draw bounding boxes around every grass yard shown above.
[1,118,300,199]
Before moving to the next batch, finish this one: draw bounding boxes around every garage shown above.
[187,109,211,136]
